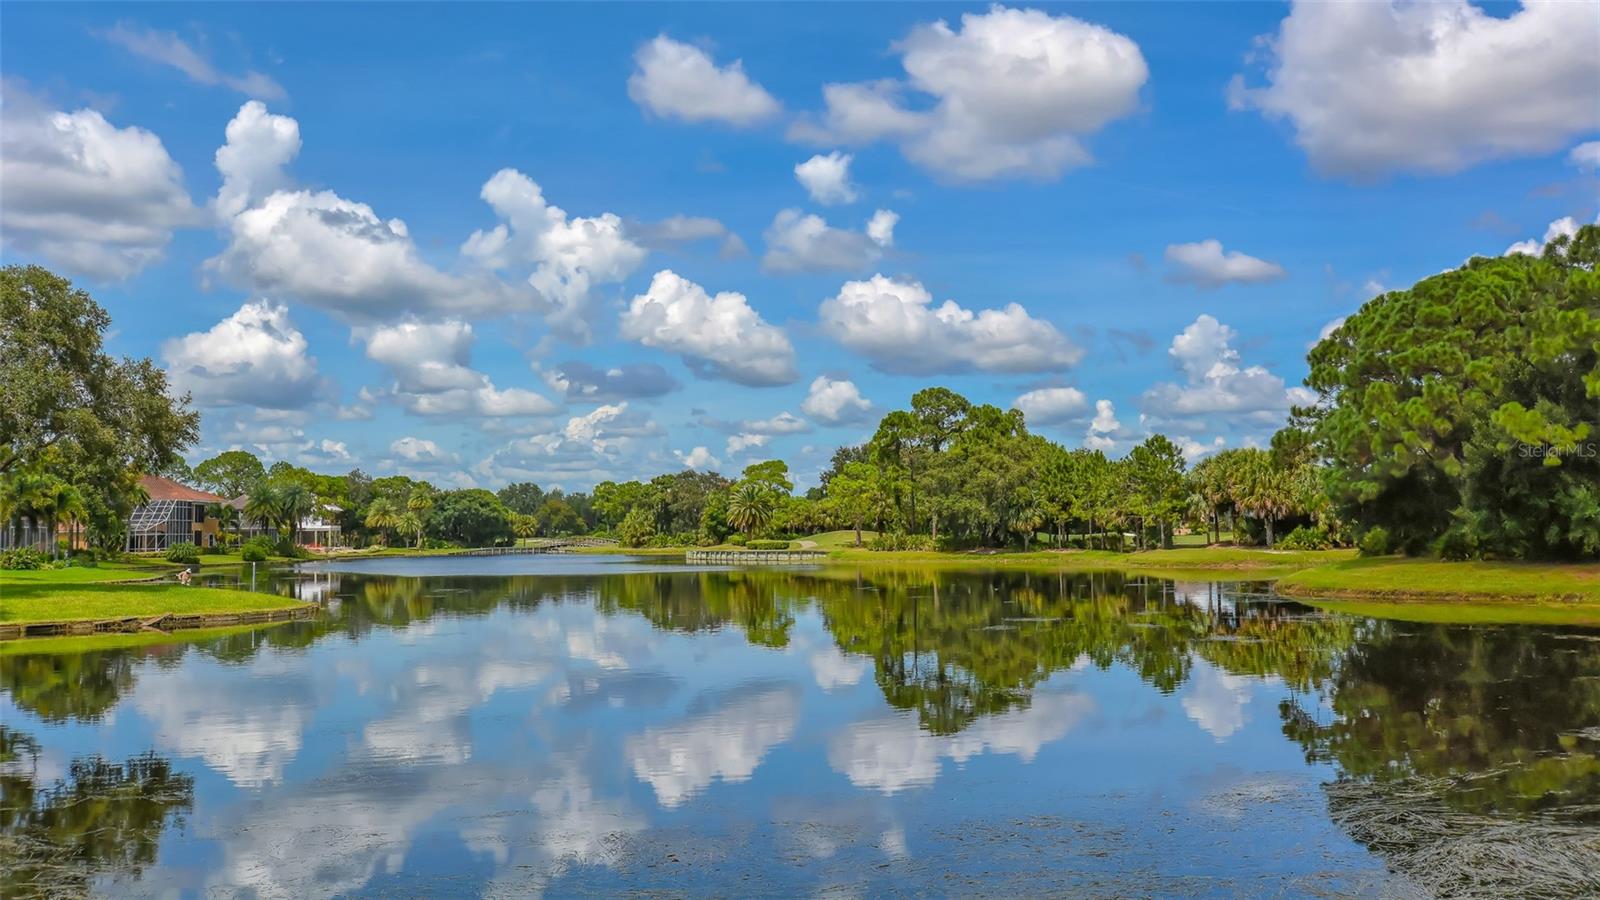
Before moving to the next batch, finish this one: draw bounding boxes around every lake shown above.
[3,555,1598,897]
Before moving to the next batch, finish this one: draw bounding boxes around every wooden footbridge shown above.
[685,549,827,565]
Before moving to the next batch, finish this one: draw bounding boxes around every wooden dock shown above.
[685,549,827,565]
[0,603,318,641]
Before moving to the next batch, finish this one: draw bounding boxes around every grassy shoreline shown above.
[1,582,312,626]
[1275,557,1600,604]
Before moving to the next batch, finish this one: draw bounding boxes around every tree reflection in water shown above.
[3,564,1599,895]
[0,726,195,896]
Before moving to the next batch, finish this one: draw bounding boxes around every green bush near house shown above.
[0,548,48,570]
[747,539,791,550]
[240,536,275,562]
[164,542,199,564]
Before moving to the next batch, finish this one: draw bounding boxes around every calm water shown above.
[3,556,1599,897]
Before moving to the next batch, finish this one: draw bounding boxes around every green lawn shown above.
[0,581,309,625]
[0,561,175,585]
[1276,556,1600,604]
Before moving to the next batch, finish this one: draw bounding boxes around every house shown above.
[126,476,226,552]
[226,496,344,549]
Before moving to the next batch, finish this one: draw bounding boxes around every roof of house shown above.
[139,475,225,504]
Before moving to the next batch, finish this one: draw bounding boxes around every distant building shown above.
[226,496,344,549]
[126,476,226,552]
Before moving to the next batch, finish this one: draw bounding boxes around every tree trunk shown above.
[854,517,863,547]
[1266,517,1275,549]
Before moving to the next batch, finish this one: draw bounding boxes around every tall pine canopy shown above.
[1302,225,1600,558]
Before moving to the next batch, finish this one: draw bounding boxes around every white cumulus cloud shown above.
[1013,387,1088,426]
[390,437,459,466]
[1229,0,1600,178]
[628,35,780,127]
[207,103,532,323]
[673,446,721,470]
[461,168,648,341]
[795,151,858,204]
[1142,314,1315,420]
[163,300,319,410]
[1164,240,1286,288]
[0,87,199,279]
[362,319,559,418]
[793,6,1148,182]
[802,376,874,426]
[820,274,1083,375]
[1571,141,1600,172]
[1505,214,1590,256]
[620,269,797,386]
[761,208,895,274]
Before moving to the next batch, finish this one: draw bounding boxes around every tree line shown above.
[3,226,1596,561]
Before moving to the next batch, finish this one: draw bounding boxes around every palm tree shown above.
[406,486,435,548]
[244,483,285,542]
[512,514,538,543]
[1237,452,1296,548]
[277,483,317,546]
[40,479,86,559]
[1008,496,1045,552]
[397,511,423,548]
[364,497,403,546]
[1,469,52,551]
[727,481,776,537]
[208,502,241,548]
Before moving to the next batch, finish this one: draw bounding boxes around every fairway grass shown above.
[1276,556,1600,602]
[0,581,309,625]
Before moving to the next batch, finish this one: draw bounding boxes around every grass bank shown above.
[0,621,293,656]
[821,545,1351,577]
[1276,557,1600,606]
[0,560,175,584]
[0,581,310,626]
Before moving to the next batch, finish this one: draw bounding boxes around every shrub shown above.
[164,542,200,564]
[1432,526,1480,561]
[1358,526,1391,557]
[200,543,225,555]
[869,532,935,552]
[728,534,749,547]
[0,548,47,570]
[1277,525,1332,551]
[240,536,276,561]
[618,507,657,548]
[747,539,791,550]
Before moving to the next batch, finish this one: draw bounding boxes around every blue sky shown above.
[3,2,1596,490]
